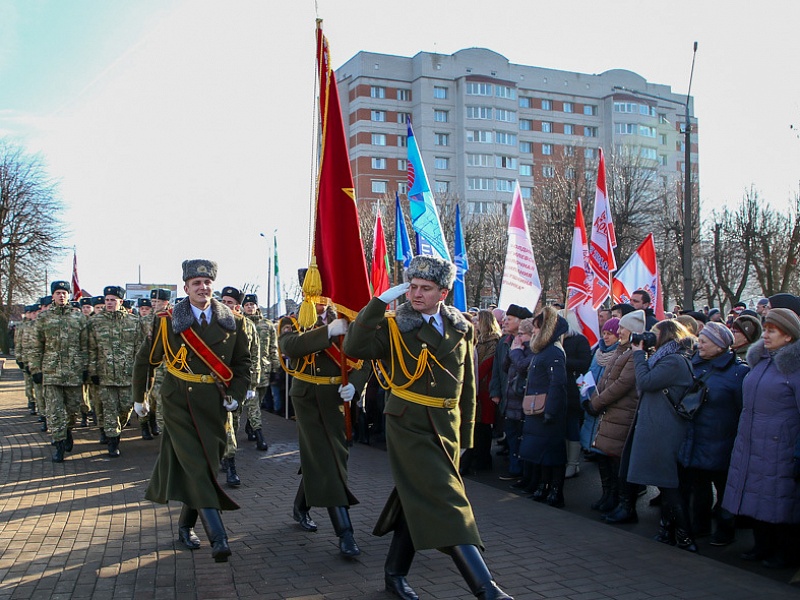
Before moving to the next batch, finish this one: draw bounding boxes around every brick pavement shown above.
[0,361,797,600]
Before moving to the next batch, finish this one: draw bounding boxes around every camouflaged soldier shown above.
[32,298,51,426]
[242,293,277,451]
[78,298,97,427]
[29,282,88,463]
[144,288,172,435]
[218,286,260,487]
[88,285,145,458]
[15,305,38,416]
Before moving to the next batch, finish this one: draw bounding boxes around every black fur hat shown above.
[103,285,124,299]
[221,286,243,303]
[243,294,258,306]
[150,288,171,301]
[138,298,152,308]
[50,280,70,294]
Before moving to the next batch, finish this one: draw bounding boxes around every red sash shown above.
[177,317,234,386]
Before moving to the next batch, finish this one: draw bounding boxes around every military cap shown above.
[404,255,457,290]
[24,304,38,313]
[138,298,152,308]
[91,296,104,306]
[221,286,243,303]
[51,280,70,294]
[103,285,124,299]
[70,301,80,309]
[39,296,52,306]
[79,297,93,307]
[31,303,41,311]
[182,259,217,281]
[150,288,171,301]
[122,299,133,310]
[243,293,258,306]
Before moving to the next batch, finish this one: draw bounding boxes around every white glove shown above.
[134,401,149,418]
[245,390,257,401]
[378,282,410,304]
[338,383,355,403]
[223,396,239,412]
[327,318,349,338]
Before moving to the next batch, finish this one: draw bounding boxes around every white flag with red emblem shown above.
[498,182,542,312]
[589,148,617,308]
[567,199,599,347]
[612,233,665,320]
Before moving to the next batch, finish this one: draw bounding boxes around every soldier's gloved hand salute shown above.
[327,319,348,338]
[378,282,410,304]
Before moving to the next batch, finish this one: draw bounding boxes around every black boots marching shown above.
[384,514,418,600]
[197,508,231,562]
[450,545,513,600]
[292,482,318,532]
[177,504,201,550]
[328,506,361,557]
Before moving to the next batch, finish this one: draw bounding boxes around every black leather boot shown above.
[108,436,121,458]
[52,439,66,463]
[141,421,153,440]
[99,428,108,445]
[81,412,88,427]
[710,508,736,546]
[245,420,256,441]
[226,456,241,487]
[327,506,360,557]
[28,400,37,415]
[292,481,318,532]
[653,517,675,545]
[592,456,618,512]
[529,483,548,502]
[671,502,697,553]
[546,465,566,508]
[178,504,201,550]
[64,428,74,452]
[254,429,269,451]
[149,412,161,436]
[40,417,48,432]
[384,513,418,600]
[449,545,513,599]
[90,410,97,426]
[603,481,639,524]
[198,508,231,562]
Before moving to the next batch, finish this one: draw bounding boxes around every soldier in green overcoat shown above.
[279,294,369,558]
[132,260,250,563]
[344,255,513,600]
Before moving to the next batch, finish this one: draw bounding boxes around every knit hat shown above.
[769,293,800,316]
[757,298,769,307]
[518,318,535,335]
[708,308,720,319]
[699,321,734,349]
[765,308,800,341]
[506,304,533,319]
[732,314,762,344]
[618,310,646,334]
[182,259,217,281]
[601,317,620,336]
[404,255,457,289]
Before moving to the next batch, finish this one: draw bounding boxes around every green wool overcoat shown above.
[132,298,251,511]
[279,314,369,508]
[343,297,482,551]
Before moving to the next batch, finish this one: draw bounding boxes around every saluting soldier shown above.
[87,285,145,458]
[344,256,513,600]
[29,282,88,463]
[278,280,369,558]
[132,260,250,563]
[242,293,277,451]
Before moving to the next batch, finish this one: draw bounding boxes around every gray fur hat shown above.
[182,259,217,281]
[404,255,457,290]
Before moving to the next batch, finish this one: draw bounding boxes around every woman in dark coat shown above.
[519,306,568,507]
[628,320,696,551]
[679,322,748,545]
[503,318,535,484]
[723,308,800,568]
[559,309,592,479]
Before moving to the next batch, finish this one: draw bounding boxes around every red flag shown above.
[611,233,665,320]
[71,250,82,300]
[567,199,599,347]
[589,148,617,308]
[371,211,390,296]
[312,21,371,320]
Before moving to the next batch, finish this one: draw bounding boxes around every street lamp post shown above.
[611,41,698,310]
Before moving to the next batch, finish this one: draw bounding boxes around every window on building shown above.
[435,133,450,146]
[615,123,635,135]
[466,106,492,120]
[467,130,492,143]
[584,126,598,138]
[542,143,553,155]
[565,167,576,180]
[519,164,532,177]
[398,135,408,147]
[519,141,533,153]
[469,201,493,215]
[563,145,575,157]
[659,133,668,145]
[466,82,492,96]
[584,148,596,159]
[496,109,516,123]
[564,123,574,135]
[659,154,668,166]
[614,102,636,113]
[370,86,386,99]
[371,133,386,146]
[542,121,552,133]
[397,89,411,101]
[519,119,532,131]
[541,99,552,110]
[519,97,532,108]
[521,186,532,199]
[496,179,515,192]
[371,157,387,169]
[398,159,408,171]
[434,109,449,123]
[659,113,669,124]
[433,86,448,99]
[542,165,555,178]
[639,125,657,138]
[397,182,408,194]
[371,110,386,122]
[639,104,656,117]
[435,181,450,194]
[495,85,516,99]
[563,102,574,113]
[467,153,492,167]
[397,112,411,124]
[495,131,517,146]
[435,157,449,170]
[372,180,387,194]
[467,177,493,191]
[496,155,517,170]
[583,104,597,116]
[640,147,658,160]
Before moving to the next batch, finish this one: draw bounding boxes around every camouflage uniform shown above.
[29,304,88,449]
[223,316,260,460]
[244,311,279,432]
[88,307,145,448]
[15,318,36,412]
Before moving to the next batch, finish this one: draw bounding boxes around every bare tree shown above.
[749,187,800,296]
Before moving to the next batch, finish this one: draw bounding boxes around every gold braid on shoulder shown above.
[373,317,451,392]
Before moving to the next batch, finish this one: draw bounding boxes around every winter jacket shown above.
[722,339,800,523]
[506,343,534,421]
[489,334,513,413]
[563,332,592,412]
[679,350,748,471]
[589,342,639,458]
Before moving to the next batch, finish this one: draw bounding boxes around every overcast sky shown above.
[1,0,798,302]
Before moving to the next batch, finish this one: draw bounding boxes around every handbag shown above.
[522,393,546,416]
[663,360,710,421]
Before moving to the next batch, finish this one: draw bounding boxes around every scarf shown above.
[647,339,684,368]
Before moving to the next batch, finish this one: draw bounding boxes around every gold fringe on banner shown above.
[298,258,323,328]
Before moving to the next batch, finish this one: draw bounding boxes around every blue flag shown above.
[407,123,450,260]
[453,204,469,311]
[394,192,413,267]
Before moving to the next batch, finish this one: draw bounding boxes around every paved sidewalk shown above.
[0,361,797,600]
